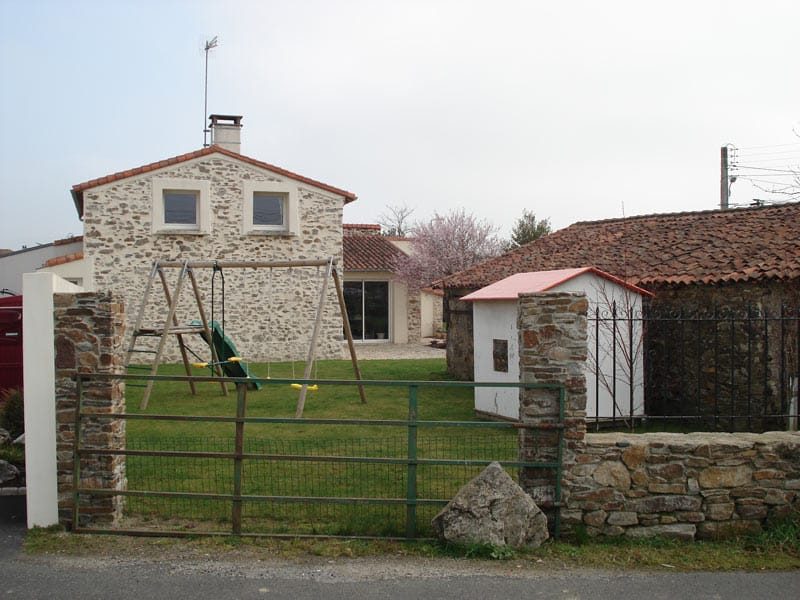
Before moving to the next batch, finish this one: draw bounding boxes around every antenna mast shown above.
[203,36,219,147]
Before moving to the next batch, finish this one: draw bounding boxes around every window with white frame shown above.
[152,178,211,234]
[243,180,296,235]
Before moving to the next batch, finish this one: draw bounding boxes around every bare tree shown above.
[378,203,415,237]
[585,280,646,428]
[393,208,503,291]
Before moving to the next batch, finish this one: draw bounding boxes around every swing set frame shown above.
[125,257,366,416]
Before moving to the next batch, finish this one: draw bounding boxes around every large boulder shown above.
[431,462,549,548]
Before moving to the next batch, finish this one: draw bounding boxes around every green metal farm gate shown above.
[72,374,566,540]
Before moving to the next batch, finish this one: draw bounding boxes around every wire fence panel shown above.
[72,375,565,540]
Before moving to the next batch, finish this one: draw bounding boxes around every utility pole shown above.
[720,145,729,210]
[203,36,219,147]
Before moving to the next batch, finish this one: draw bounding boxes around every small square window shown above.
[152,178,210,235]
[493,339,509,372]
[252,192,285,227]
[163,190,199,226]
[242,181,296,235]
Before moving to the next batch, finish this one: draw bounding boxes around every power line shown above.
[738,142,800,150]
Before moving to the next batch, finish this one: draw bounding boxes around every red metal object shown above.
[0,294,22,393]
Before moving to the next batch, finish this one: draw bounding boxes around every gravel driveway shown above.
[352,339,445,360]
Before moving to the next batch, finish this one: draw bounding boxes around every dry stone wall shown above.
[445,287,475,380]
[82,154,346,363]
[53,292,126,528]
[562,431,799,540]
[517,291,800,541]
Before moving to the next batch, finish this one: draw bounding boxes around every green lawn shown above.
[108,358,520,537]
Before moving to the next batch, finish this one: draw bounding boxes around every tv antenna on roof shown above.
[203,36,219,147]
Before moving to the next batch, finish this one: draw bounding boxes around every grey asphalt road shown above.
[2,522,798,600]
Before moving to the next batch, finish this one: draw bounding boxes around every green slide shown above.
[193,320,262,390]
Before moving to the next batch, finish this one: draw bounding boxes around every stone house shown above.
[342,224,443,343]
[68,115,357,362]
[438,203,800,423]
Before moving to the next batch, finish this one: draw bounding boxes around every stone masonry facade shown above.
[82,153,347,363]
[517,291,800,540]
[54,292,127,528]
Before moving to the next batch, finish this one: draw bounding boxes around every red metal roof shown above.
[461,267,654,301]
[71,145,357,217]
[440,203,800,289]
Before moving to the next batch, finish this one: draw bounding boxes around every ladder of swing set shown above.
[124,260,227,410]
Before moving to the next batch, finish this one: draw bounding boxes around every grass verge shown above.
[24,518,800,571]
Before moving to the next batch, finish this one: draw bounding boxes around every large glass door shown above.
[343,281,389,341]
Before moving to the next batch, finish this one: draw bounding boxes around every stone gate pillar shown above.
[518,292,588,526]
[54,292,126,528]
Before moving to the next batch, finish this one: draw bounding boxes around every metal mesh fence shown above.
[107,431,519,537]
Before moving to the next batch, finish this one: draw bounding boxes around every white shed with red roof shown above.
[462,267,653,421]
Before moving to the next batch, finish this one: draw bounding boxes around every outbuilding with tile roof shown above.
[436,203,800,426]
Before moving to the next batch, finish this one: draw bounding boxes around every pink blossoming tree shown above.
[393,208,504,291]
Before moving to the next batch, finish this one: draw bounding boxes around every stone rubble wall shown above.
[82,154,346,364]
[406,292,422,343]
[517,292,588,522]
[445,287,475,380]
[517,291,800,541]
[54,292,126,528]
[562,431,799,540]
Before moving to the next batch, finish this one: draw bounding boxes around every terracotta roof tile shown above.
[343,224,382,236]
[71,145,356,216]
[343,235,406,272]
[43,251,84,268]
[439,202,800,289]
[53,235,83,246]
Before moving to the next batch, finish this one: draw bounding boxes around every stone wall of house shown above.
[432,293,444,333]
[445,288,475,380]
[82,153,346,364]
[643,280,800,430]
[407,292,421,343]
[517,291,800,540]
[53,292,126,528]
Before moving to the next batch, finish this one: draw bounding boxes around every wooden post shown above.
[295,259,333,418]
[158,267,197,397]
[140,262,189,410]
[332,268,367,404]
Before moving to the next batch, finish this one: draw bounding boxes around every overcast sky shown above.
[1,0,798,251]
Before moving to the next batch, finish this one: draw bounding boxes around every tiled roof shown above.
[461,267,653,301]
[343,235,406,271]
[344,224,382,236]
[439,202,800,289]
[43,251,84,268]
[53,235,83,246]
[71,145,357,216]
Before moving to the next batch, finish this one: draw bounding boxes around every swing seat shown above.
[290,383,319,391]
[191,356,242,369]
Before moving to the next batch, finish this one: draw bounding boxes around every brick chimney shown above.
[209,114,242,153]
